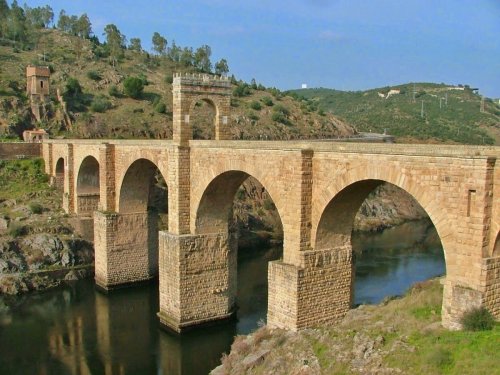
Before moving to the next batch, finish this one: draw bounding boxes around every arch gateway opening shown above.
[94,158,168,290]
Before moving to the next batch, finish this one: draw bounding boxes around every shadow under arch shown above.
[193,170,284,327]
[54,157,64,191]
[76,156,100,216]
[97,158,169,288]
[493,231,500,257]
[315,179,447,306]
[194,170,284,236]
[118,158,168,215]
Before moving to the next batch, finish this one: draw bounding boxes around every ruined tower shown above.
[26,65,50,122]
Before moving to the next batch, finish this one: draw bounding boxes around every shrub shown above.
[164,75,174,84]
[247,112,259,121]
[427,347,454,369]
[28,202,43,214]
[154,102,167,114]
[123,76,144,99]
[261,96,273,106]
[86,70,101,81]
[108,85,120,97]
[249,101,261,111]
[460,307,495,331]
[8,223,26,237]
[233,83,251,97]
[90,96,112,113]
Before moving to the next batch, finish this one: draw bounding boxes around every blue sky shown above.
[21,0,500,97]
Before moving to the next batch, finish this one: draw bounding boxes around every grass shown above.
[216,279,500,374]
[0,159,50,200]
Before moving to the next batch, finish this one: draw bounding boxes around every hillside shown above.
[213,278,499,375]
[0,29,353,141]
[290,84,500,145]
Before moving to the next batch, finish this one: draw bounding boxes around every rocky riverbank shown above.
[0,159,94,298]
[211,278,499,375]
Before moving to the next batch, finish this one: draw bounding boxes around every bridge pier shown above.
[94,211,158,290]
[157,231,238,332]
[268,246,353,330]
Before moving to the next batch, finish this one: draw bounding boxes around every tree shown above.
[0,0,10,38]
[6,0,27,42]
[152,32,167,55]
[103,24,126,66]
[123,76,144,99]
[180,47,193,66]
[194,45,212,72]
[57,10,71,33]
[24,5,53,28]
[167,40,181,62]
[129,37,142,52]
[75,13,92,38]
[214,58,229,75]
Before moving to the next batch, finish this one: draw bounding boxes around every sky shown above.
[20,0,500,98]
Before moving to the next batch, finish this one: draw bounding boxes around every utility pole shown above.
[421,100,424,118]
[412,83,416,103]
[480,96,485,113]
[439,97,443,109]
[445,92,448,106]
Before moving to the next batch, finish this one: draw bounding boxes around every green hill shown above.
[0,28,352,141]
[289,84,500,145]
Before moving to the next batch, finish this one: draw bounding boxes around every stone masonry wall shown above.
[95,211,158,289]
[482,256,500,319]
[158,231,237,331]
[268,246,353,330]
[0,143,41,159]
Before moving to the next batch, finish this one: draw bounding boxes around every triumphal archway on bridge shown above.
[43,73,500,332]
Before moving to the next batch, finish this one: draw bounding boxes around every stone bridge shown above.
[41,74,500,332]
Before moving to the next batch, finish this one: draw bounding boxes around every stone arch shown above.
[54,157,64,191]
[493,231,500,257]
[118,158,168,214]
[189,97,219,140]
[172,73,231,144]
[315,178,450,258]
[76,156,100,216]
[194,170,284,236]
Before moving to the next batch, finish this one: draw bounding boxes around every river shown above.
[0,219,445,375]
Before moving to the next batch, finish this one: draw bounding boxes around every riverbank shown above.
[212,278,499,375]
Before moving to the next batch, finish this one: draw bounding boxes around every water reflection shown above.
[353,219,445,305]
[0,220,445,374]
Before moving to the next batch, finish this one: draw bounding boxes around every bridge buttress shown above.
[63,143,75,214]
[98,143,116,212]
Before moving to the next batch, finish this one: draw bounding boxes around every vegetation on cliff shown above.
[290,85,500,145]
[213,279,499,375]
[0,158,93,296]
[0,2,353,141]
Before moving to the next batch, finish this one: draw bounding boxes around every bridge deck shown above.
[44,139,499,159]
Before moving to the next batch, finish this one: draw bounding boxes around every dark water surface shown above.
[0,220,444,375]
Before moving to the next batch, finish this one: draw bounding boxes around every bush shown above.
[90,96,112,113]
[460,307,495,331]
[247,112,259,121]
[123,76,144,99]
[108,85,120,97]
[164,75,173,84]
[8,223,27,237]
[86,70,101,81]
[261,96,273,106]
[249,101,261,111]
[28,202,43,214]
[233,83,251,97]
[154,102,167,114]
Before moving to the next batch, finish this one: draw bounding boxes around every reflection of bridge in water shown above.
[42,73,500,332]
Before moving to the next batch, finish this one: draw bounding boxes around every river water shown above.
[0,220,445,375]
